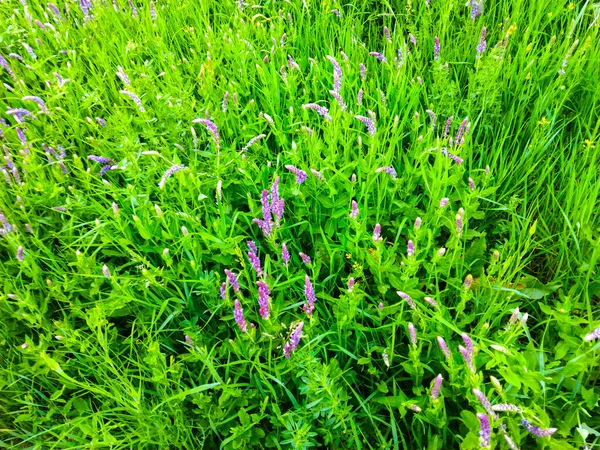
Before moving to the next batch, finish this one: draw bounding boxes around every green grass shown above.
[0,0,599,448]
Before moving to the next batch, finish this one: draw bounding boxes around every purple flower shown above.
[408,322,417,346]
[407,240,415,257]
[87,155,112,164]
[477,27,487,56]
[378,302,384,310]
[464,274,473,290]
[455,117,469,145]
[424,296,438,307]
[521,419,557,438]
[396,47,404,68]
[469,177,476,191]
[348,277,355,293]
[7,108,36,123]
[310,169,325,181]
[408,404,421,413]
[8,53,24,63]
[326,55,343,93]
[258,189,273,236]
[437,336,451,360]
[242,134,266,151]
[302,103,332,121]
[373,223,382,242]
[0,55,16,80]
[54,72,70,87]
[16,246,24,261]
[375,166,397,179]
[247,241,264,276]
[271,176,284,224]
[225,269,240,293]
[127,0,138,16]
[456,213,464,237]
[350,200,359,219]
[150,0,156,20]
[192,118,221,149]
[281,243,290,266]
[409,34,417,47]
[220,282,227,299]
[459,345,475,373]
[116,66,130,85]
[359,63,366,81]
[431,374,443,400]
[96,117,106,126]
[120,90,145,113]
[440,197,449,208]
[303,275,316,315]
[434,36,440,60]
[222,91,229,112]
[473,389,497,419]
[158,164,186,189]
[102,264,111,279]
[584,326,600,341]
[443,116,454,137]
[425,109,436,131]
[329,90,347,110]
[397,291,416,309]
[299,252,311,265]
[462,333,474,355]
[331,9,341,18]
[285,165,308,184]
[257,281,270,319]
[283,321,304,357]
[492,404,521,412]
[47,3,62,19]
[441,147,464,165]
[471,0,483,20]
[355,115,376,136]
[477,414,491,448]
[357,88,363,106]
[369,51,387,62]
[22,43,37,60]
[384,26,391,42]
[233,299,248,333]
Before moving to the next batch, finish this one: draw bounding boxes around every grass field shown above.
[0,0,599,448]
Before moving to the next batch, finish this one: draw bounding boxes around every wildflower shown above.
[7,108,36,123]
[425,109,436,131]
[440,197,449,208]
[247,241,263,276]
[443,116,454,137]
[357,88,364,106]
[331,9,341,18]
[375,166,397,179]
[22,96,49,113]
[326,55,343,93]
[224,269,240,293]
[96,117,106,126]
[262,112,275,125]
[54,72,70,87]
[471,0,483,20]
[434,36,440,60]
[464,274,473,290]
[395,48,404,68]
[242,134,266,152]
[473,389,498,419]
[302,103,332,121]
[303,275,316,315]
[492,404,521,412]
[424,296,438,307]
[220,282,227,299]
[350,200,359,219]
[102,264,111,279]
[158,164,186,189]
[431,374,443,400]
[192,118,221,149]
[477,27,487,56]
[459,345,475,373]
[477,414,491,448]
[0,54,16,80]
[584,326,600,341]
[373,223,382,242]
[281,243,290,266]
[359,63,366,81]
[441,147,464,165]
[233,299,248,333]
[397,291,416,309]
[407,240,415,257]
[301,126,313,137]
[521,419,557,437]
[257,281,270,319]
[414,217,422,230]
[469,177,476,191]
[310,168,325,181]
[16,246,24,261]
[369,51,387,62]
[408,322,417,346]
[329,90,347,110]
[295,253,311,266]
[355,115,376,136]
[116,66,130,85]
[348,277,355,293]
[384,25,391,42]
[409,34,417,47]
[253,189,273,236]
[283,321,304,357]
[271,177,284,224]
[127,0,138,16]
[48,3,62,19]
[455,117,469,145]
[285,165,307,184]
[181,225,189,236]
[456,214,464,237]
[52,206,66,212]
[25,224,33,233]
[87,155,112,164]
[150,0,156,20]
[222,91,229,112]
[378,302,384,310]
[408,404,421,413]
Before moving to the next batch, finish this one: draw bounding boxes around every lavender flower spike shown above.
[456,213,464,237]
[303,275,316,315]
[373,223,382,242]
[326,55,342,93]
[281,243,290,266]
[397,291,416,309]
[473,389,498,419]
[369,51,387,62]
[242,134,266,151]
[192,118,221,149]
[348,277,355,293]
[87,155,112,164]
[225,269,241,293]
[441,147,464,165]
[434,36,440,60]
[7,108,36,123]
[521,419,557,437]
[455,117,469,145]
[233,299,248,333]
[459,345,476,373]
[437,336,452,360]
[477,414,491,448]
[22,96,49,113]
[355,115,376,136]
[440,197,449,208]
[375,166,397,179]
[329,90,347,110]
[0,55,16,80]
[477,27,487,57]
[257,281,270,319]
[299,252,311,265]
[220,282,227,299]
[350,200,359,219]
[425,109,436,131]
[407,240,415,257]
[408,322,417,346]
[271,176,284,224]
[431,374,443,400]
[359,63,366,81]
[120,90,145,113]
[462,333,474,355]
[247,241,264,276]
[443,116,454,137]
[302,103,332,121]
[158,164,186,189]
[283,321,304,357]
[584,326,600,341]
[471,0,483,21]
[116,66,130,85]
[285,165,308,184]
[424,296,438,307]
[16,246,24,261]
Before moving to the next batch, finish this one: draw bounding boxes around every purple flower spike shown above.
[259,189,273,235]
[120,90,145,113]
[158,164,186,189]
[477,414,491,448]
[257,281,270,319]
[96,117,106,126]
[348,277,355,293]
[247,241,263,276]
[459,345,476,373]
[299,252,311,265]
[521,419,557,438]
[242,134,266,151]
[397,291,416,309]
[233,299,248,333]
[283,321,304,358]
[584,326,600,341]
[456,213,464,237]
[355,115,376,136]
[437,336,451,360]
[329,90,347,110]
[0,54,16,80]
[359,63,366,81]
[302,103,332,121]
[225,269,240,293]
[16,246,24,261]
[369,51,387,62]
[434,36,440,60]
[375,166,397,179]
[281,243,290,266]
[408,322,417,346]
[357,88,364,105]
[384,26,391,42]
[443,116,454,137]
[192,118,221,149]
[409,34,417,47]
[455,117,469,145]
[326,55,343,93]
[424,296,438,307]
[492,404,521,412]
[331,9,341,18]
[350,200,359,219]
[414,217,422,229]
[150,0,156,20]
[87,155,112,164]
[373,223,382,242]
[7,108,36,123]
[426,109,436,131]
[220,282,227,299]
[407,240,415,257]
[285,165,308,184]
[473,389,497,419]
[477,27,487,56]
[440,197,449,208]
[116,66,130,85]
[303,275,316,315]
[471,0,483,20]
[22,96,49,113]
[431,374,443,400]
[461,333,474,355]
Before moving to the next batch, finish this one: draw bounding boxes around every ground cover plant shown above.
[0,0,599,448]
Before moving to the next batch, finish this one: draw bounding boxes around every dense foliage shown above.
[0,0,599,448]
